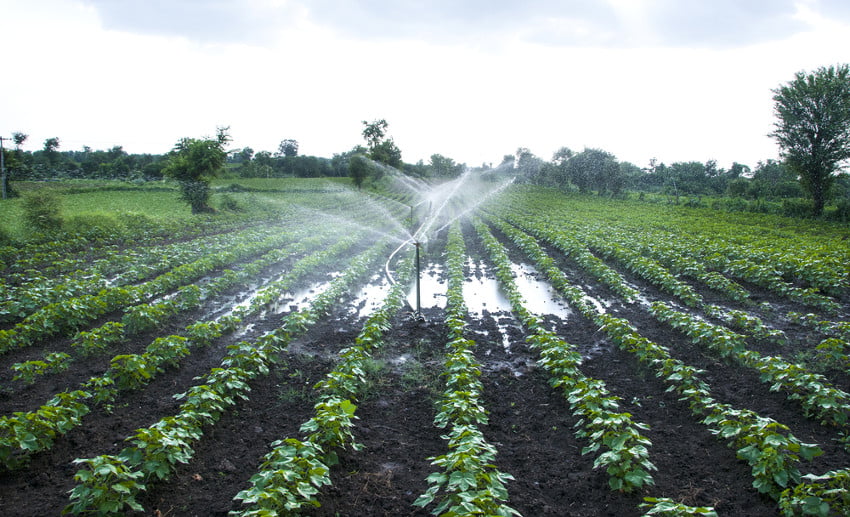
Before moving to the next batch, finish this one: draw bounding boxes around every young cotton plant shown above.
[779,468,850,516]
[474,217,656,493]
[66,336,284,515]
[652,301,850,427]
[491,216,824,503]
[415,425,520,517]
[413,224,520,516]
[233,249,417,515]
[640,497,718,516]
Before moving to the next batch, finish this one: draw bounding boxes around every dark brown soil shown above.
[0,219,847,517]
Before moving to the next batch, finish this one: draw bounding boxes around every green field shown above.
[0,178,848,516]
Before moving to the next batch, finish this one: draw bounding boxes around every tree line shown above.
[3,64,849,218]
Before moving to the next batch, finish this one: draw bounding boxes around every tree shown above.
[361,119,402,168]
[429,153,463,178]
[277,139,299,157]
[163,127,230,213]
[43,137,60,166]
[666,161,711,198]
[515,147,543,184]
[362,119,388,149]
[12,132,27,150]
[563,148,621,195]
[2,132,28,198]
[771,64,850,216]
[349,154,369,189]
[750,159,802,199]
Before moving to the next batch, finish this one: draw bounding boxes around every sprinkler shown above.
[384,237,426,321]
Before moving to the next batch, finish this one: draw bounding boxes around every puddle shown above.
[510,263,574,319]
[207,274,284,320]
[408,262,446,309]
[351,274,392,318]
[232,322,255,340]
[464,259,513,315]
[282,279,335,313]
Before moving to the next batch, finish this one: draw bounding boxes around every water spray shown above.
[382,166,514,321]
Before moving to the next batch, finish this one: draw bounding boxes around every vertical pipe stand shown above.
[414,241,422,317]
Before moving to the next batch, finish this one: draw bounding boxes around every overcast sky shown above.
[3,0,850,169]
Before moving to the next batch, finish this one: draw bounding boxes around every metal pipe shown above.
[414,241,421,315]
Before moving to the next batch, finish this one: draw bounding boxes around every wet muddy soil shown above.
[0,221,847,516]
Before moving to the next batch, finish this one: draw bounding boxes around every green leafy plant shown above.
[65,455,146,515]
[640,497,718,516]
[779,468,850,516]
[11,352,72,383]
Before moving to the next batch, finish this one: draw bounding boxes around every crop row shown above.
[413,223,519,516]
[8,225,326,384]
[231,248,415,515]
[585,221,841,310]
[0,222,293,323]
[472,219,662,501]
[65,237,392,515]
[0,230,366,471]
[488,208,797,362]
[491,217,825,507]
[650,302,850,429]
[0,184,385,275]
[787,312,850,374]
[0,212,270,274]
[0,225,303,354]
[494,188,846,311]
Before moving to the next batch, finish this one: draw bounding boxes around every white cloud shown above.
[2,0,850,170]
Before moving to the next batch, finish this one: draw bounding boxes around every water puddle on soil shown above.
[464,259,512,315]
[407,262,446,309]
[351,274,392,318]
[281,277,337,313]
[201,280,265,321]
[510,263,573,320]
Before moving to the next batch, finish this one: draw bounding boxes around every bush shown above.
[825,199,850,222]
[116,212,157,234]
[22,190,63,232]
[64,214,121,239]
[781,198,814,218]
[178,180,213,214]
[217,194,243,212]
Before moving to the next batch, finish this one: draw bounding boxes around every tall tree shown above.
[163,127,230,213]
[12,132,27,150]
[349,154,369,189]
[564,148,621,195]
[362,119,388,149]
[43,137,60,166]
[2,132,27,198]
[429,153,463,178]
[277,139,299,157]
[362,119,401,168]
[515,147,543,184]
[771,64,850,216]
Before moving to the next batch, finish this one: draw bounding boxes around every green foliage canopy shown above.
[163,128,230,213]
[771,64,850,216]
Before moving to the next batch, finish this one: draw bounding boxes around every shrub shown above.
[825,199,850,222]
[21,190,63,232]
[217,194,243,212]
[116,212,157,234]
[780,198,813,218]
[63,214,121,239]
